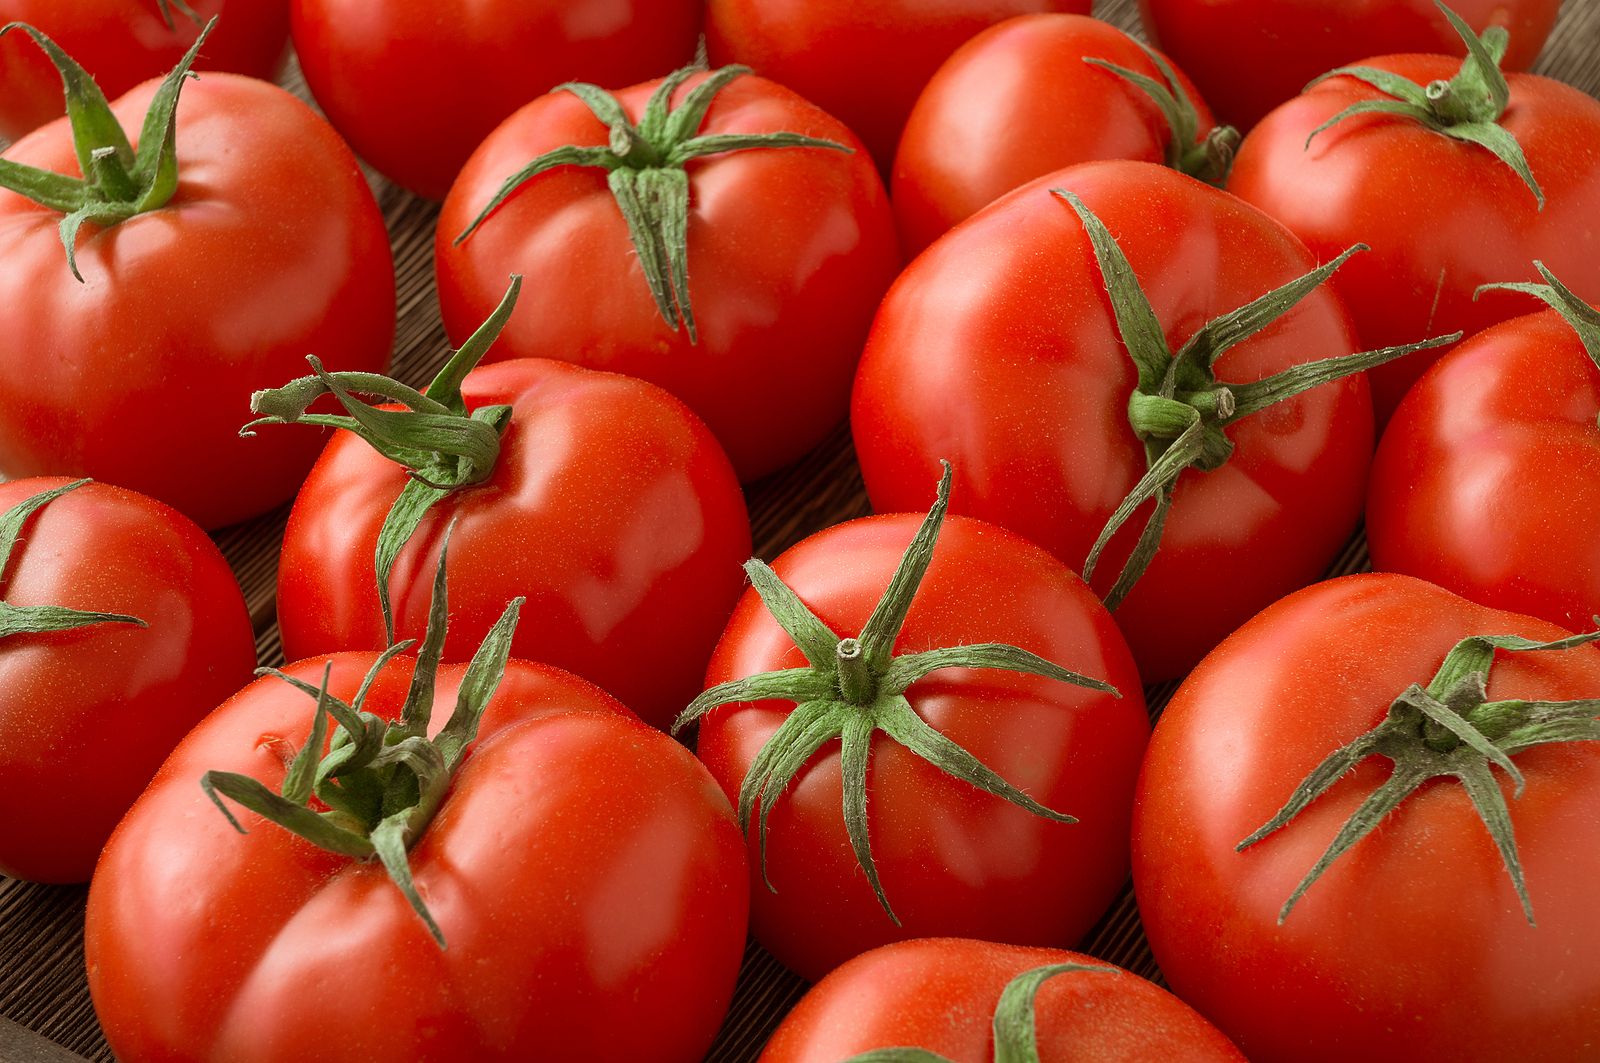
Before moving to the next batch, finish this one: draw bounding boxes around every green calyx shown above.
[1083,42,1239,187]
[673,462,1119,924]
[454,64,851,344]
[245,276,523,646]
[842,961,1119,1063]
[1056,189,1461,611]
[1240,626,1600,925]
[0,479,148,639]
[1305,0,1543,207]
[153,0,200,29]
[204,526,525,947]
[1477,261,1600,426]
[0,19,213,281]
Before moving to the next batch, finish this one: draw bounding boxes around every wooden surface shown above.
[2,0,1598,1058]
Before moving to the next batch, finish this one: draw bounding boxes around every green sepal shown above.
[454,64,851,344]
[1083,42,1239,186]
[154,0,201,29]
[1477,261,1600,402]
[674,462,1117,922]
[1239,624,1600,924]
[0,479,148,639]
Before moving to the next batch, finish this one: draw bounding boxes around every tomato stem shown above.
[0,481,148,639]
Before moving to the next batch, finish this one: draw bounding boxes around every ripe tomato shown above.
[1369,268,1600,632]
[761,939,1246,1062]
[290,0,702,199]
[894,13,1233,256]
[1229,23,1600,421]
[1134,573,1600,1062]
[0,0,289,141]
[687,471,1149,981]
[266,336,750,733]
[87,609,748,1060]
[0,31,394,530]
[855,160,1435,682]
[0,478,254,883]
[706,0,1092,170]
[436,67,899,482]
[1140,0,1558,130]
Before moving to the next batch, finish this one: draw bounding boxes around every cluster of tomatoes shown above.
[1,0,1598,1060]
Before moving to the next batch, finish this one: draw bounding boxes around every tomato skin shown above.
[0,74,395,531]
[0,478,254,883]
[893,14,1217,256]
[0,0,290,141]
[86,654,749,1062]
[276,358,750,733]
[695,512,1149,981]
[761,939,1246,1063]
[290,0,701,199]
[1138,0,1559,130]
[436,71,900,482]
[1229,56,1600,422]
[854,160,1370,682]
[706,0,1092,170]
[1133,573,1600,1062]
[1368,310,1600,632]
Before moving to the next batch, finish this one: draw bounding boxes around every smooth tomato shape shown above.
[436,71,900,482]
[277,358,751,733]
[0,74,395,530]
[0,0,289,141]
[0,478,254,883]
[1229,55,1600,421]
[695,511,1149,981]
[87,654,749,1061]
[854,160,1370,682]
[893,13,1218,255]
[290,0,702,199]
[1368,307,1600,630]
[1134,573,1600,1061]
[706,0,1092,170]
[761,938,1246,1062]
[1139,0,1558,129]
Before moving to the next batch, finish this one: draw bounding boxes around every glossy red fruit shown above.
[0,478,255,883]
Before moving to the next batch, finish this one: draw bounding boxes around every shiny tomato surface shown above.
[87,655,749,1061]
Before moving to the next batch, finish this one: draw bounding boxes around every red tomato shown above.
[0,0,289,141]
[761,939,1246,1062]
[1134,573,1600,1061]
[0,478,254,883]
[1369,275,1600,631]
[894,13,1230,256]
[274,357,751,733]
[1229,48,1600,421]
[692,502,1149,981]
[436,69,899,482]
[290,0,702,199]
[854,160,1382,682]
[87,651,749,1061]
[706,0,1092,170]
[0,40,394,530]
[1139,0,1558,130]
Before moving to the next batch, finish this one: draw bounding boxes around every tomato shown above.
[0,31,394,530]
[1139,0,1558,130]
[893,13,1232,256]
[1134,572,1600,1061]
[1368,269,1600,632]
[0,478,254,883]
[706,0,1092,170]
[761,939,1246,1062]
[854,160,1445,681]
[86,581,748,1061]
[1228,20,1600,421]
[289,0,702,199]
[262,301,751,733]
[686,470,1149,981]
[436,67,899,482]
[0,0,289,141]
